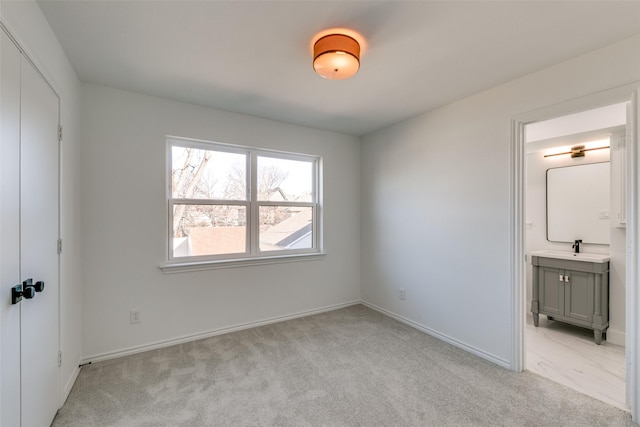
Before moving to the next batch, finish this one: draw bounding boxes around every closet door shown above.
[1,28,23,427]
[0,28,61,427]
[20,54,61,426]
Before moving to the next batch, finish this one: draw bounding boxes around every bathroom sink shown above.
[529,250,609,263]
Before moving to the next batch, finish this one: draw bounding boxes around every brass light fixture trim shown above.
[543,144,610,158]
[312,30,363,80]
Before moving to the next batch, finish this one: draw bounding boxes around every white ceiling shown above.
[38,1,640,136]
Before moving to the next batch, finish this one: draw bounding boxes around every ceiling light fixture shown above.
[313,33,360,80]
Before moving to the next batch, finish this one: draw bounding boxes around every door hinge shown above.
[58,351,62,367]
[58,125,63,142]
[57,239,63,254]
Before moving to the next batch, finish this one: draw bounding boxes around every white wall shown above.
[610,205,627,346]
[361,35,640,367]
[526,103,627,143]
[0,0,83,406]
[80,84,361,360]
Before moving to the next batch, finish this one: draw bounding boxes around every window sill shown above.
[160,252,326,274]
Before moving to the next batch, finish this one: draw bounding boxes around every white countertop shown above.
[529,250,610,263]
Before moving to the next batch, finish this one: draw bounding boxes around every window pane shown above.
[257,156,313,202]
[172,146,246,200]
[259,206,313,251]
[173,204,247,257]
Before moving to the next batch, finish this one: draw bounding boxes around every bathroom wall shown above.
[525,103,627,344]
[525,129,626,345]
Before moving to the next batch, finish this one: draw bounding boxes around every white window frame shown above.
[163,136,323,271]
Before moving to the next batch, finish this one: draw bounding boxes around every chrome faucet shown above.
[572,239,582,254]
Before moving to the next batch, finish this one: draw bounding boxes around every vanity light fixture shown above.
[313,33,361,80]
[543,144,610,158]
[571,145,586,158]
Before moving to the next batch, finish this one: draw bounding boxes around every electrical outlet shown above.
[130,309,142,324]
[400,288,406,300]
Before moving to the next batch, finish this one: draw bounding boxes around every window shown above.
[167,137,321,264]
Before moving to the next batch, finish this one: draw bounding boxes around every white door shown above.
[0,29,61,427]
[20,53,61,427]
[1,27,23,427]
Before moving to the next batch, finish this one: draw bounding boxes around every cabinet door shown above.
[539,267,564,316]
[564,270,594,323]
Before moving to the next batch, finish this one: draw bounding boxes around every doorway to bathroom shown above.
[510,83,640,419]
[524,102,627,410]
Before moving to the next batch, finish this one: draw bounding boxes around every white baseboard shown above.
[607,328,626,347]
[81,301,361,364]
[61,364,80,406]
[81,299,512,370]
[361,301,511,369]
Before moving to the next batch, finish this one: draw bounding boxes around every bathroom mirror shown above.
[546,162,610,244]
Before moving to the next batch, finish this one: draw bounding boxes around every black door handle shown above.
[11,281,35,304]
[23,286,36,299]
[22,279,36,299]
[34,281,44,292]
[10,278,44,304]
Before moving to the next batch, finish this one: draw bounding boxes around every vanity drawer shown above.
[531,255,609,273]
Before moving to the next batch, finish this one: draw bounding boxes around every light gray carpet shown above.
[53,305,635,426]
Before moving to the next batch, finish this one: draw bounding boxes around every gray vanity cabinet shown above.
[531,255,609,344]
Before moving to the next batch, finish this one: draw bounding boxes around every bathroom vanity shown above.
[530,250,609,344]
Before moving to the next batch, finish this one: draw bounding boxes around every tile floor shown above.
[525,313,627,411]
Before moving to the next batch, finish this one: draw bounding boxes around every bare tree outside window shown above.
[172,147,213,237]
[168,139,319,260]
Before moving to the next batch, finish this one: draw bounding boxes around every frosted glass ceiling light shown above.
[313,33,360,80]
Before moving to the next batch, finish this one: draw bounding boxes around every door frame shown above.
[510,82,640,419]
